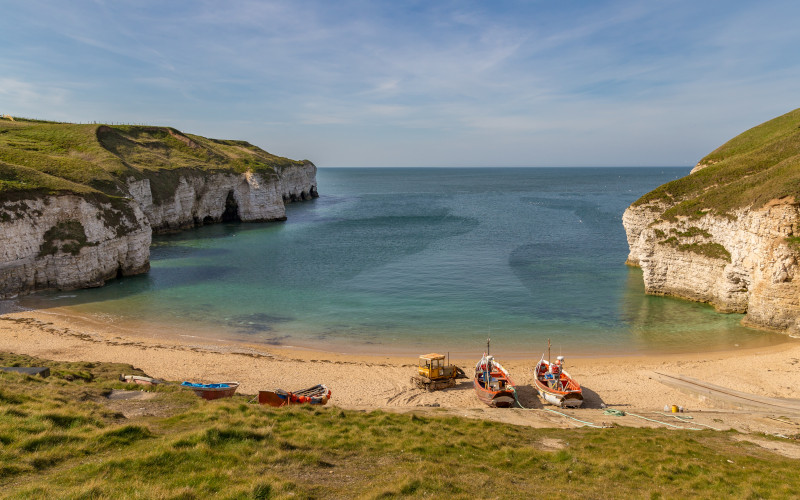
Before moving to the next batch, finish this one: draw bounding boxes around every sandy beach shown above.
[3,307,800,440]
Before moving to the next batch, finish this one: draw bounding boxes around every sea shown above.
[15,167,789,357]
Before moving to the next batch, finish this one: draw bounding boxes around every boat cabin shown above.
[476,356,508,391]
[487,376,507,391]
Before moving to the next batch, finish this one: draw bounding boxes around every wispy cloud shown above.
[0,78,70,117]
[1,0,799,166]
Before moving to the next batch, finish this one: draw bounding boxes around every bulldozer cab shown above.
[418,353,447,380]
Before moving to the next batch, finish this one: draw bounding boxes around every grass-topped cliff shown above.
[0,116,317,297]
[0,117,309,203]
[624,109,800,332]
[633,108,800,220]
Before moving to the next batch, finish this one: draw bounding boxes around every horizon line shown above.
[316,165,692,169]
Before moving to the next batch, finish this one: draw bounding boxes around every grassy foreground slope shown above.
[1,352,799,499]
[0,117,307,202]
[633,108,800,220]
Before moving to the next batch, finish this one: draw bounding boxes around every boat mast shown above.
[548,338,551,364]
[485,337,491,385]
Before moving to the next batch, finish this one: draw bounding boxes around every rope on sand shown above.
[624,411,703,430]
[511,387,605,429]
[544,407,605,429]
[509,388,710,431]
[657,412,722,431]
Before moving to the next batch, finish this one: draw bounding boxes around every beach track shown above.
[654,372,800,414]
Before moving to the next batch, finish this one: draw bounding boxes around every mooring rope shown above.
[657,412,722,431]
[511,386,605,428]
[544,407,605,428]
[623,411,703,430]
[509,387,714,431]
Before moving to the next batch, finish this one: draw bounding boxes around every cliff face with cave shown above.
[125,166,317,232]
[0,119,317,297]
[623,108,800,335]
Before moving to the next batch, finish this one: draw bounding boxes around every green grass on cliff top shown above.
[2,349,800,499]
[0,117,308,200]
[633,108,800,219]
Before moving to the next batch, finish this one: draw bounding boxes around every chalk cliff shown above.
[125,162,317,233]
[624,109,800,335]
[0,195,151,296]
[0,119,317,297]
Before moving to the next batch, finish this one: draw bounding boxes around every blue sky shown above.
[1,1,798,167]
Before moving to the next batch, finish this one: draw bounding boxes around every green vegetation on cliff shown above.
[0,118,308,201]
[38,220,96,256]
[654,226,732,262]
[633,108,800,219]
[2,350,800,499]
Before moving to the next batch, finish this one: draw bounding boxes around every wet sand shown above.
[3,308,800,439]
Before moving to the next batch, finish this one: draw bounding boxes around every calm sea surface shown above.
[17,167,789,357]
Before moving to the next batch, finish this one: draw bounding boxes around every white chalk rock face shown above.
[127,162,316,232]
[0,195,151,297]
[623,200,800,335]
[279,161,318,202]
[0,161,318,296]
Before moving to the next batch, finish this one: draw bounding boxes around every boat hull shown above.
[534,384,584,408]
[473,379,516,408]
[258,385,331,407]
[182,382,240,400]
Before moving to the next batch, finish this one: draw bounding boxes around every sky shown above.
[1,1,799,167]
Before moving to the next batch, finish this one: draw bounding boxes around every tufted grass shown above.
[0,118,309,201]
[2,351,800,499]
[633,108,800,220]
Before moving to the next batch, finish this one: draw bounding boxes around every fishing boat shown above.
[258,384,331,407]
[181,381,239,400]
[120,374,162,386]
[473,339,517,408]
[533,349,583,408]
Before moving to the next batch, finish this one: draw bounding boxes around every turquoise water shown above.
[18,167,787,356]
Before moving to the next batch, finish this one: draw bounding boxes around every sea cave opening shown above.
[222,190,241,222]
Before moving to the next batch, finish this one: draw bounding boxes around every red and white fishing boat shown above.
[258,384,331,407]
[473,340,517,408]
[534,355,583,408]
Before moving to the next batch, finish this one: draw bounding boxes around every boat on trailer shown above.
[181,381,239,400]
[473,339,517,408]
[258,384,331,407]
[533,355,583,408]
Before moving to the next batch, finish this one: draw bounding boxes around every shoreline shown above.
[3,307,800,435]
[6,300,793,360]
[11,303,800,361]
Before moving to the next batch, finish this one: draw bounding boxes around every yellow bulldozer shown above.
[411,353,467,391]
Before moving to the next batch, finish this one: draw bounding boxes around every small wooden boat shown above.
[473,340,517,408]
[120,374,162,386]
[534,356,583,408]
[181,381,239,400]
[258,384,331,407]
